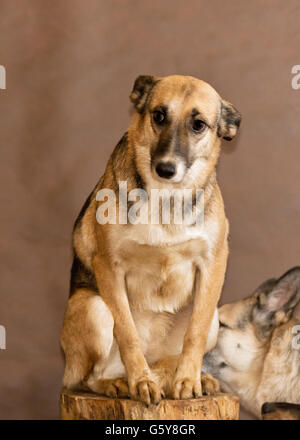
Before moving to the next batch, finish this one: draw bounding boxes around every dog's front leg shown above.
[172,247,227,399]
[93,254,163,405]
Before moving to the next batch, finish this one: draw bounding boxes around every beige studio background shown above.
[1,0,300,419]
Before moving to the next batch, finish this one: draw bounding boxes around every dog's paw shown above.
[171,377,202,400]
[94,377,130,398]
[201,373,220,395]
[130,379,164,406]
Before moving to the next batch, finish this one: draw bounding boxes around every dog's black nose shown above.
[155,162,176,179]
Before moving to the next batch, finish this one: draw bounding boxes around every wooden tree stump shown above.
[60,389,239,420]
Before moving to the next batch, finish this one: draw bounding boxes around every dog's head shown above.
[129,74,241,187]
[203,267,300,414]
[261,402,300,420]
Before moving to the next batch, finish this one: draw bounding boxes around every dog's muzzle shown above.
[155,161,176,179]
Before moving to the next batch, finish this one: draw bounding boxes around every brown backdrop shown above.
[1,0,300,419]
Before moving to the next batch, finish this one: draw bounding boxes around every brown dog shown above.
[61,74,241,405]
[203,267,300,418]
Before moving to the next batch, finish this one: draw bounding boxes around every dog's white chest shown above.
[112,220,218,313]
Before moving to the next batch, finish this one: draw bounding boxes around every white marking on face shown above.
[196,130,210,151]
[169,161,186,182]
[218,328,259,372]
[167,97,184,113]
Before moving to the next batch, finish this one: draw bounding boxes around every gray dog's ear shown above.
[130,75,159,113]
[217,100,241,141]
[253,267,300,337]
[252,278,277,298]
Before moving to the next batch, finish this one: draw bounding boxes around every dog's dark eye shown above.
[192,119,206,133]
[153,110,165,124]
[219,362,227,368]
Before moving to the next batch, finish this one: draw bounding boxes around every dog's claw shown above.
[172,378,202,400]
[131,379,163,406]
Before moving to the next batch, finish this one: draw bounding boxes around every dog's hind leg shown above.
[85,357,175,400]
[61,288,114,390]
[86,355,220,399]
[87,377,130,398]
[150,356,220,398]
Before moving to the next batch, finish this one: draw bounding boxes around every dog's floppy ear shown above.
[217,99,241,141]
[130,75,159,113]
[252,267,300,337]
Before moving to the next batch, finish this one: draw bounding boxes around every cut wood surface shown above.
[60,388,239,420]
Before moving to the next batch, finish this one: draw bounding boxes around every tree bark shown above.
[60,389,239,420]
